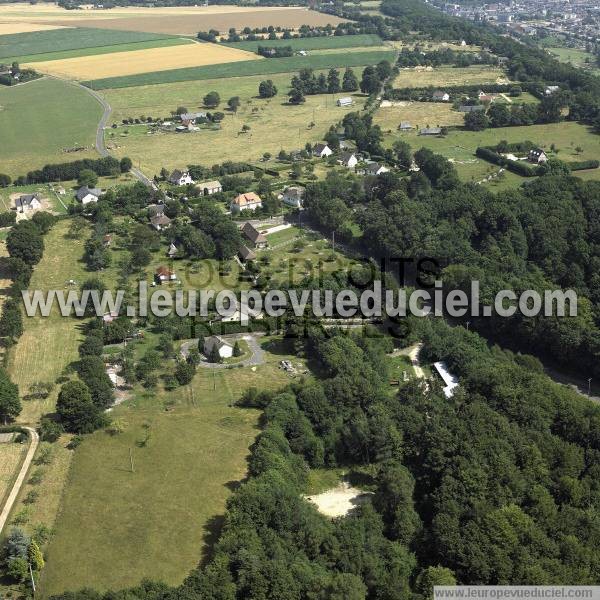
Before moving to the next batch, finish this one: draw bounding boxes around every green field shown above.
[222,33,383,52]
[389,121,600,187]
[0,77,102,177]
[6,37,193,64]
[0,27,175,60]
[547,46,600,74]
[102,70,368,174]
[84,49,397,89]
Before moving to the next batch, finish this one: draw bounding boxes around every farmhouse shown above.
[433,361,459,398]
[180,111,207,123]
[150,214,172,231]
[399,122,413,131]
[76,186,102,204]
[528,148,548,163]
[231,192,262,213]
[338,152,358,169]
[167,242,179,258]
[169,170,194,186]
[282,185,305,208]
[241,222,268,249]
[313,143,333,158]
[238,244,257,262]
[365,162,390,176]
[336,97,353,107]
[15,193,42,212]
[196,180,222,195]
[148,203,165,218]
[419,127,443,136]
[432,90,450,102]
[155,266,176,283]
[203,335,233,359]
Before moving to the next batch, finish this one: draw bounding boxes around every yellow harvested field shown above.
[25,43,259,79]
[374,101,465,130]
[0,21,67,34]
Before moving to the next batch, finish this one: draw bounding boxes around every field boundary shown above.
[83,49,396,89]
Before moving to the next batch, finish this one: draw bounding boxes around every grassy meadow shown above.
[222,33,384,52]
[385,121,600,187]
[392,65,510,89]
[0,77,102,177]
[0,440,26,507]
[84,49,396,88]
[102,72,368,174]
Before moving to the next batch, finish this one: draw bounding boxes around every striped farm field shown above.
[222,33,384,52]
[85,49,396,88]
[25,41,258,79]
[6,37,194,64]
[0,27,174,60]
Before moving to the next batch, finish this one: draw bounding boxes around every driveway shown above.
[0,427,39,536]
[180,333,266,369]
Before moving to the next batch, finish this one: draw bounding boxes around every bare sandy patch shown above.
[25,42,259,80]
[305,481,373,518]
[0,21,68,35]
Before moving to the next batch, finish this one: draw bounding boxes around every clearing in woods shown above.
[0,77,102,178]
[392,65,510,88]
[26,42,259,80]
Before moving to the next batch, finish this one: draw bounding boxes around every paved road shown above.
[0,427,39,536]
[58,77,156,189]
[180,333,266,369]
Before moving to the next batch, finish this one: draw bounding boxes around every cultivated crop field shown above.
[374,101,465,130]
[0,22,67,35]
[27,42,259,80]
[0,26,174,60]
[103,71,368,174]
[0,77,102,178]
[85,49,395,88]
[393,65,510,88]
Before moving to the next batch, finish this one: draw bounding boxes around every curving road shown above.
[0,427,39,536]
[57,76,156,189]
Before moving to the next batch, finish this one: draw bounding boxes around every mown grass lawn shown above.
[38,358,297,597]
[0,77,102,178]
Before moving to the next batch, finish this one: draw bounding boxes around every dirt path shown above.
[408,343,425,379]
[0,426,39,536]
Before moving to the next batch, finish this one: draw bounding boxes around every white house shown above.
[365,162,390,176]
[528,148,548,163]
[155,266,176,283]
[338,152,358,169]
[433,361,459,398]
[282,185,305,208]
[230,192,262,213]
[336,96,353,107]
[76,186,102,205]
[313,143,333,158]
[203,335,234,359]
[15,193,42,212]
[196,180,222,195]
[545,85,559,95]
[432,90,450,102]
[168,170,194,186]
